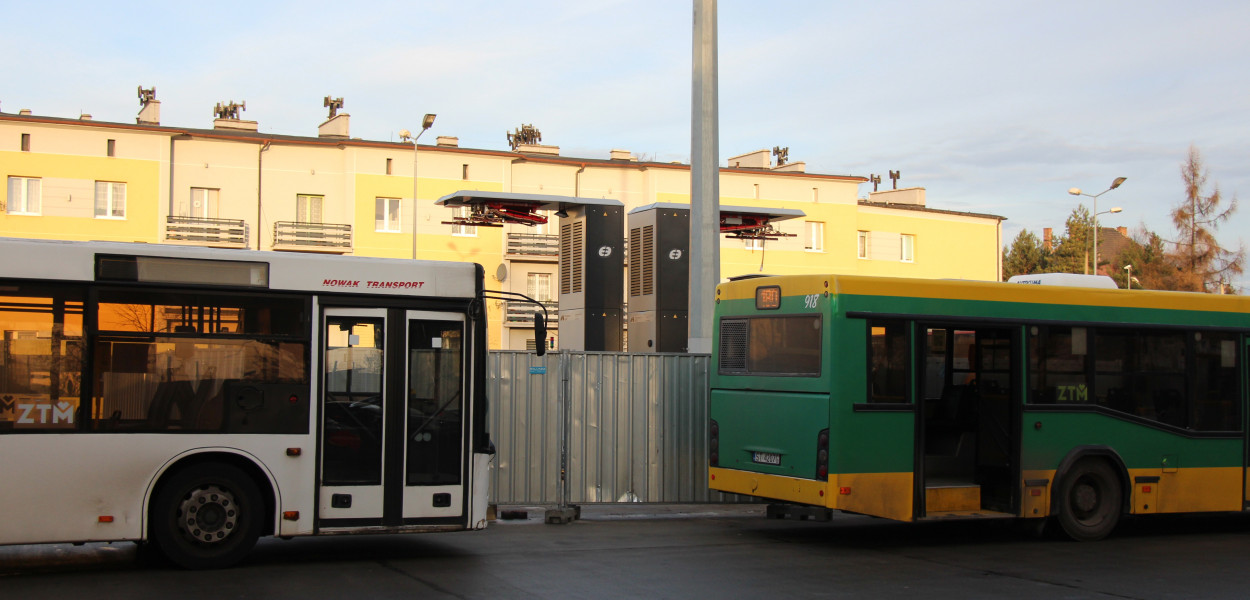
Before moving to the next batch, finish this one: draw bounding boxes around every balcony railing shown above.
[506,233,559,258]
[504,301,558,327]
[164,216,247,248]
[272,221,352,253]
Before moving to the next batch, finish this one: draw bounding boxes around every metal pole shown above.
[689,0,720,354]
[411,133,423,260]
[1092,194,1098,274]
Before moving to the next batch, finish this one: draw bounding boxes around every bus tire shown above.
[150,463,264,569]
[1056,459,1122,542]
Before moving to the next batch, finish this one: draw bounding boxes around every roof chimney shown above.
[727,149,770,169]
[19,109,32,116]
[1116,226,1128,236]
[610,149,635,161]
[516,143,559,156]
[318,114,350,139]
[436,136,459,147]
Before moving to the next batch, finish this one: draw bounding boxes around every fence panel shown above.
[488,350,742,505]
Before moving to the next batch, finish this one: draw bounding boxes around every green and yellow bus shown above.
[709,274,1248,540]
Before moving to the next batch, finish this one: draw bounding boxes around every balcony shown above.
[272,221,352,253]
[164,216,247,248]
[503,301,558,327]
[506,232,559,260]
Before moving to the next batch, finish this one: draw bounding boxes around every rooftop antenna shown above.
[772,146,788,166]
[138,86,156,107]
[323,95,344,118]
[213,100,246,120]
[506,124,542,150]
[889,170,901,189]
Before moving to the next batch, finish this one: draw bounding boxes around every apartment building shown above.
[1,97,1004,350]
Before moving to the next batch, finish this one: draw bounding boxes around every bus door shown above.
[318,308,468,527]
[917,325,1020,516]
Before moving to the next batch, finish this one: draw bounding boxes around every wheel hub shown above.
[178,484,238,544]
[1073,481,1099,514]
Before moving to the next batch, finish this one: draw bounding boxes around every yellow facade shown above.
[2,111,1002,351]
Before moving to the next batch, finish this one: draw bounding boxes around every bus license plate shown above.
[752,451,781,466]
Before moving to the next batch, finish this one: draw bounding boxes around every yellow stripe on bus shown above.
[710,467,914,522]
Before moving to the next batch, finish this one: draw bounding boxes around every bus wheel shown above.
[151,463,263,569]
[1056,460,1122,541]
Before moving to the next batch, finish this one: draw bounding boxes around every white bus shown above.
[0,238,531,568]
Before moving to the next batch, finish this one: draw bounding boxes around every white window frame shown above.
[375,197,402,232]
[857,231,868,259]
[296,194,324,224]
[187,188,219,219]
[452,206,477,237]
[526,272,553,302]
[901,234,915,263]
[7,176,41,215]
[805,221,825,252]
[94,181,126,219]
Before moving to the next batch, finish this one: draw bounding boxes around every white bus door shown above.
[319,308,467,528]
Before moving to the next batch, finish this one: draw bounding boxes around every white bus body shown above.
[0,238,495,568]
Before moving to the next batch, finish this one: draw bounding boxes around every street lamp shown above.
[1124,264,1132,289]
[399,113,437,259]
[1068,176,1126,275]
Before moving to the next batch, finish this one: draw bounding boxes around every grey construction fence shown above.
[487,351,744,505]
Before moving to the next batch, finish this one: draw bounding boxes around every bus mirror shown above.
[534,313,547,357]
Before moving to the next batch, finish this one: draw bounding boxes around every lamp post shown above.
[1124,264,1132,289]
[399,113,437,260]
[1068,177,1126,275]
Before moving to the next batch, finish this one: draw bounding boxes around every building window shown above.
[184,188,219,218]
[7,177,41,214]
[857,231,868,259]
[375,197,402,232]
[452,206,476,236]
[805,221,824,252]
[21,133,30,152]
[901,234,915,262]
[812,187,819,203]
[94,181,126,218]
[462,164,470,180]
[744,237,764,251]
[296,194,323,223]
[527,273,553,302]
[107,139,116,157]
[753,184,760,199]
[386,158,393,175]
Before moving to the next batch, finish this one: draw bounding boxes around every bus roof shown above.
[0,237,479,298]
[716,273,1250,317]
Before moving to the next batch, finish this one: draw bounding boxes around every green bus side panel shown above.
[1021,410,1243,471]
[711,389,829,478]
[831,406,916,474]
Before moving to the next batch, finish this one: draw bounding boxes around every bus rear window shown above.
[719,316,822,376]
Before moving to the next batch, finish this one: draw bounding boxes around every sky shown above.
[5,1,1248,283]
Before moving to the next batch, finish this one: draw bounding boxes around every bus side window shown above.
[868,320,908,403]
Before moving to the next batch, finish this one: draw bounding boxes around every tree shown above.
[1002,229,1047,279]
[1109,229,1181,290]
[1048,205,1094,274]
[1171,146,1244,292]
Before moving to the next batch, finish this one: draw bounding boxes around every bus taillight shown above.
[709,419,720,467]
[816,429,829,481]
